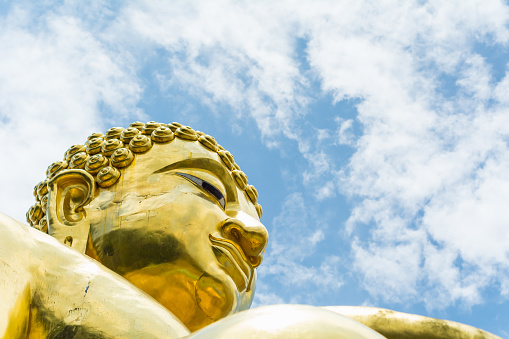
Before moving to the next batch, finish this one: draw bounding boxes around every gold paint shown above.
[25,211,31,226]
[96,166,120,187]
[32,184,38,199]
[129,134,153,153]
[27,304,47,339]
[120,127,141,143]
[187,305,386,338]
[85,137,104,155]
[105,127,124,140]
[231,170,248,190]
[142,121,162,135]
[36,180,48,201]
[0,212,190,338]
[40,194,48,212]
[324,306,500,339]
[2,284,30,339]
[129,121,145,130]
[38,216,48,233]
[85,154,109,175]
[152,126,175,143]
[217,150,235,171]
[0,121,498,338]
[69,151,88,169]
[46,161,68,179]
[64,144,86,161]
[87,132,104,141]
[110,148,134,168]
[255,204,263,219]
[29,203,43,224]
[175,126,198,141]
[245,185,258,204]
[101,138,124,156]
[168,122,183,132]
[199,134,218,152]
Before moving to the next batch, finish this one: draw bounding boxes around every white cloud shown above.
[268,193,323,260]
[252,290,286,307]
[336,118,355,146]
[0,6,141,221]
[352,239,423,303]
[258,193,343,302]
[315,181,336,201]
[330,0,509,309]
[113,0,310,144]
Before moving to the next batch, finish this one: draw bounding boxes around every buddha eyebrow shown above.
[153,158,237,203]
[176,172,225,209]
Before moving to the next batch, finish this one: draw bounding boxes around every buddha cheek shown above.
[195,272,238,322]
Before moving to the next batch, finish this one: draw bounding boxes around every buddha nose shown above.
[220,211,269,268]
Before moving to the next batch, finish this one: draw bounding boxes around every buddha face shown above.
[82,139,268,332]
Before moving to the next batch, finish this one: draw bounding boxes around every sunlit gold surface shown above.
[324,306,501,339]
[0,121,501,338]
[79,138,267,331]
[188,305,386,338]
[0,212,189,338]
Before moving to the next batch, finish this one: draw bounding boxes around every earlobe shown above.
[46,169,95,253]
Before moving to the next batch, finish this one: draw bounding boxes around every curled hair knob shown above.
[255,204,263,219]
[129,134,152,153]
[152,126,175,143]
[85,154,109,175]
[102,138,124,156]
[142,121,162,135]
[175,126,198,141]
[231,170,248,190]
[36,180,48,201]
[87,132,103,141]
[218,150,235,171]
[40,193,48,213]
[245,185,259,204]
[46,161,68,179]
[29,202,43,224]
[69,152,89,169]
[167,122,183,132]
[105,127,125,140]
[129,121,145,130]
[198,134,218,152]
[38,216,48,233]
[64,144,86,161]
[26,210,32,226]
[120,127,140,144]
[111,148,134,168]
[85,137,104,155]
[97,166,121,188]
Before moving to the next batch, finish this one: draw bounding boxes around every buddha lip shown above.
[209,234,254,292]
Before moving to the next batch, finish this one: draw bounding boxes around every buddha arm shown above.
[0,213,190,338]
[324,306,501,339]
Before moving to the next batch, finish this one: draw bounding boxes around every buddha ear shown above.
[46,169,95,254]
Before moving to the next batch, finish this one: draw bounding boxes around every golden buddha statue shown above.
[0,121,500,338]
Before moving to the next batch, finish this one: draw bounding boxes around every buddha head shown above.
[26,121,268,332]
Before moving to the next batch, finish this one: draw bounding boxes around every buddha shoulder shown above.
[187,304,501,339]
[325,306,501,339]
[188,304,385,338]
[0,212,190,339]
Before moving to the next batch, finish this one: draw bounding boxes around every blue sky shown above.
[1,0,509,336]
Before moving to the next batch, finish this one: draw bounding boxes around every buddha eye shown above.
[176,172,225,209]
